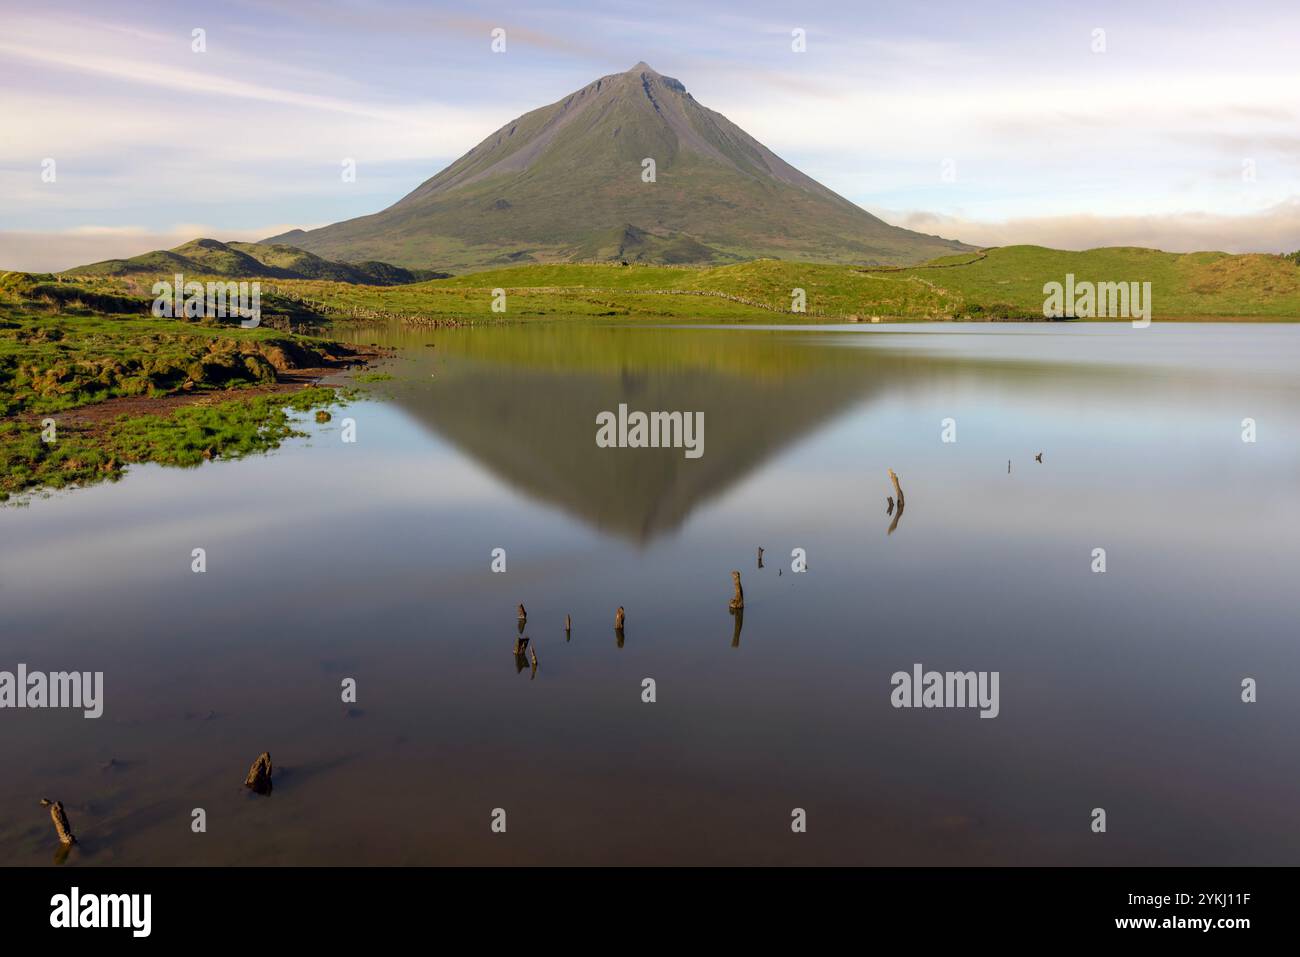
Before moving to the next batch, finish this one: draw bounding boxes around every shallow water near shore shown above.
[2,321,1298,865]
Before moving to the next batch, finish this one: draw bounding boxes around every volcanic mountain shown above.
[266,63,969,271]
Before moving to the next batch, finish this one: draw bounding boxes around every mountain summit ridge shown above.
[266,62,970,271]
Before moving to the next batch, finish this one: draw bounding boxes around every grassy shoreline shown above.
[208,248,1300,323]
[4,242,1298,501]
[0,386,350,503]
[0,276,378,502]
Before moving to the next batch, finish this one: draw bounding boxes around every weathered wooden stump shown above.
[39,799,76,846]
[614,606,625,629]
[728,570,744,611]
[564,614,571,640]
[244,752,273,795]
[731,607,744,647]
[887,470,905,537]
[513,636,530,656]
[757,547,765,569]
[888,469,905,509]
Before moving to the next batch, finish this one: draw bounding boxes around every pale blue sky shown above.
[2,0,1297,269]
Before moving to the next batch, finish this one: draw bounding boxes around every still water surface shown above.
[2,322,1297,865]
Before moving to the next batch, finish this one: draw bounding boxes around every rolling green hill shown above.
[887,245,1300,319]
[63,238,446,285]
[253,245,1300,322]
[19,244,1300,324]
[265,62,970,271]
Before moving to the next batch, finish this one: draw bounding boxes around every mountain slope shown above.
[64,238,446,284]
[265,62,969,271]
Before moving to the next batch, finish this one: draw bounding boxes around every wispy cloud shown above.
[0,39,406,120]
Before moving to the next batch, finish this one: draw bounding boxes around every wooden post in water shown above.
[757,547,765,569]
[887,470,906,537]
[729,571,744,611]
[888,469,904,509]
[40,799,76,846]
[244,752,273,795]
[564,614,571,640]
[614,606,625,648]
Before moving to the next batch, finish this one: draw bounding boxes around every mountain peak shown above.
[265,65,970,270]
[621,61,685,93]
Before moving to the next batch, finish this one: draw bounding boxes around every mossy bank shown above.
[0,273,375,502]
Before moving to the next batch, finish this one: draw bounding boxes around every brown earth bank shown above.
[24,342,388,430]
[0,335,389,501]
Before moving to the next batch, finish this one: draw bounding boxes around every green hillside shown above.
[252,246,1300,322]
[64,238,446,285]
[14,244,1300,326]
[888,246,1300,319]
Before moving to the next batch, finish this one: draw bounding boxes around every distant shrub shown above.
[964,301,1039,320]
[24,281,147,315]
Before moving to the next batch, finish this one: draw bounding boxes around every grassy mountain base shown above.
[242,246,1300,322]
[18,244,1300,327]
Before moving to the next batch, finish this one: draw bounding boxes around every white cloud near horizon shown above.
[891,199,1300,255]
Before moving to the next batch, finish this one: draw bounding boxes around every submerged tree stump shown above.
[40,799,76,846]
[244,752,273,795]
[887,470,906,537]
[564,614,571,639]
[888,469,904,509]
[757,547,765,569]
[513,636,530,656]
[728,571,744,611]
[614,606,625,629]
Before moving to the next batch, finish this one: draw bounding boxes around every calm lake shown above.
[2,321,1298,865]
